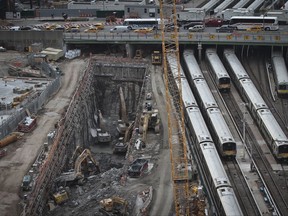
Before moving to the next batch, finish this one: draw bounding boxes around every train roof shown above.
[183,49,204,80]
[206,108,235,143]
[239,79,268,110]
[181,78,198,108]
[194,79,218,109]
[257,109,288,145]
[223,49,249,80]
[216,187,244,216]
[199,142,231,188]
[206,49,230,79]
[186,106,212,144]
[271,53,288,84]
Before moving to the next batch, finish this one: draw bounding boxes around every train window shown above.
[278,145,288,154]
[219,78,230,84]
[223,143,236,150]
[279,84,288,90]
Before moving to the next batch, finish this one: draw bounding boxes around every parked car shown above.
[216,25,238,33]
[188,25,205,32]
[183,22,204,30]
[134,27,153,34]
[204,18,223,27]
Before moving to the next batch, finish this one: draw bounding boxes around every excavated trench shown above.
[27,58,148,216]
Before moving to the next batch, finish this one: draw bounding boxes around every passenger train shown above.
[183,49,237,157]
[205,48,231,92]
[166,53,243,216]
[271,51,288,96]
[223,49,288,160]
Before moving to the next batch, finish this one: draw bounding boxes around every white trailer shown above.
[173,10,205,23]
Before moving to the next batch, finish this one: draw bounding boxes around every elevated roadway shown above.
[63,31,287,46]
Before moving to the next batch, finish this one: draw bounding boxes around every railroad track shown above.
[200,60,259,215]
[222,81,288,216]
[224,159,260,216]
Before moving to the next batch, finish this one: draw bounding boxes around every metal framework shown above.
[159,1,191,215]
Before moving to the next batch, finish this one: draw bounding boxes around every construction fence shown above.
[0,76,61,140]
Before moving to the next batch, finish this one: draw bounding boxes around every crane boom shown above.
[159,1,191,215]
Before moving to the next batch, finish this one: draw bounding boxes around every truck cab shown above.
[22,175,32,191]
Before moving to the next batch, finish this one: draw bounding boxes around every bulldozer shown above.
[55,149,100,185]
[99,196,128,216]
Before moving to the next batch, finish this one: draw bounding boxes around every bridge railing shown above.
[63,31,288,44]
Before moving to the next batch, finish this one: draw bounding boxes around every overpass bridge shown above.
[64,31,287,46]
[0,30,287,53]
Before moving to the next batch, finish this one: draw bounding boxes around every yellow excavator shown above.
[113,121,134,154]
[99,196,128,216]
[139,109,160,145]
[55,148,100,185]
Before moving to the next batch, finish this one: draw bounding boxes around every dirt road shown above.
[0,58,86,216]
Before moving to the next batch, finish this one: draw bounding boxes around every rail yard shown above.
[1,0,288,215]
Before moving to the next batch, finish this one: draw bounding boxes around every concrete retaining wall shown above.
[0,31,63,51]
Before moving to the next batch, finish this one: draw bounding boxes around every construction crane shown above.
[159,1,191,215]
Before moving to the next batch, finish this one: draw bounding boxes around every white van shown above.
[110,26,132,33]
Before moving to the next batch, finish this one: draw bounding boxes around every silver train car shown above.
[223,49,288,160]
[258,109,288,159]
[238,79,268,120]
[271,51,288,96]
[222,49,249,81]
[205,48,231,91]
[167,53,243,216]
[183,49,237,157]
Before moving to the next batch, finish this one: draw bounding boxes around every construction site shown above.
[0,46,198,215]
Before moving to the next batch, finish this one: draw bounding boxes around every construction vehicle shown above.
[18,109,37,133]
[114,121,134,154]
[139,109,160,145]
[55,149,100,185]
[99,196,128,216]
[21,175,32,191]
[53,188,69,205]
[151,51,162,65]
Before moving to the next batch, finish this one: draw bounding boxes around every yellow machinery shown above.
[139,110,160,144]
[152,51,162,65]
[53,189,69,205]
[56,149,100,185]
[99,196,128,215]
[159,0,192,215]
